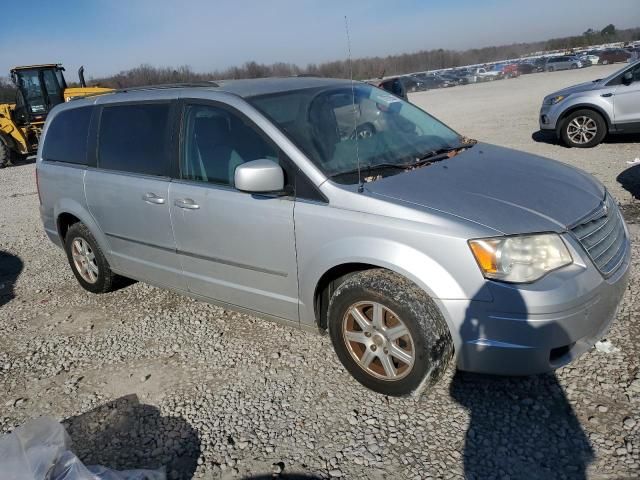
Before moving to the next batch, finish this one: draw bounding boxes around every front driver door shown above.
[168,101,299,321]
[613,63,640,126]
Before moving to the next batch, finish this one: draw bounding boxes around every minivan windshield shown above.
[249,84,467,184]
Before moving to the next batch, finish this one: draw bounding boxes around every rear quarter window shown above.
[97,103,171,176]
[42,106,92,164]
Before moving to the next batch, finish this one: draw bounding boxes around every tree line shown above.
[1,24,638,99]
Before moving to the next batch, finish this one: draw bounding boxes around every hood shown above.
[364,143,605,235]
[545,80,600,100]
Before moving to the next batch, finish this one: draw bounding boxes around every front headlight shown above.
[468,233,572,283]
[544,95,568,105]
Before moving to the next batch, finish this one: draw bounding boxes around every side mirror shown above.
[234,159,285,193]
[622,71,634,86]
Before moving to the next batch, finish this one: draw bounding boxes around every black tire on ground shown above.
[327,269,453,397]
[64,222,116,294]
[547,67,554,72]
[570,63,578,69]
[0,140,12,168]
[560,109,607,148]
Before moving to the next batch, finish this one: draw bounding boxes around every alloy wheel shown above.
[341,301,415,381]
[566,116,598,144]
[71,238,99,284]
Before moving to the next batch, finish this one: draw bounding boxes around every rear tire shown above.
[570,64,578,69]
[64,223,117,294]
[0,141,13,168]
[327,269,453,396]
[547,66,554,72]
[560,109,607,148]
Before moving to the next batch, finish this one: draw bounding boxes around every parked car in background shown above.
[493,63,520,78]
[411,74,451,89]
[377,77,408,100]
[453,68,481,84]
[516,62,537,75]
[545,56,582,72]
[598,49,631,65]
[38,77,630,396]
[438,73,467,85]
[470,67,503,81]
[532,57,548,72]
[579,54,600,65]
[539,60,640,147]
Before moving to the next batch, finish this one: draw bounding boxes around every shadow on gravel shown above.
[63,394,201,479]
[0,250,22,308]
[617,164,640,200]
[532,129,640,147]
[531,129,561,146]
[451,287,594,479]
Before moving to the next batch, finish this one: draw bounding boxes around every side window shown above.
[98,103,171,176]
[180,104,278,186]
[42,107,92,164]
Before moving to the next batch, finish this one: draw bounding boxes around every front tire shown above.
[327,269,453,396]
[64,223,116,293]
[560,109,607,148]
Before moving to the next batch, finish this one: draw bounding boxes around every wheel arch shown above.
[54,199,113,263]
[556,103,612,134]
[302,238,475,334]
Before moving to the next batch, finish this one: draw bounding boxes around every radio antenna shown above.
[344,15,363,193]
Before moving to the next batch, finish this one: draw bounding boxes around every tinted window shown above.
[180,104,278,186]
[98,103,170,176]
[42,107,92,164]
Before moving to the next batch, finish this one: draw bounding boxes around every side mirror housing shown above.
[234,159,285,193]
[622,71,634,86]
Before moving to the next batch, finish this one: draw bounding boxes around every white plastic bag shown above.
[0,417,165,480]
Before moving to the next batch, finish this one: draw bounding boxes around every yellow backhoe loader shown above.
[0,64,111,167]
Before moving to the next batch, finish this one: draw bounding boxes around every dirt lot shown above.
[1,65,639,480]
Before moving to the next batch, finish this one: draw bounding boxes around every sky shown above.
[1,0,639,79]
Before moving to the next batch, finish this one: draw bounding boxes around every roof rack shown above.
[70,81,220,101]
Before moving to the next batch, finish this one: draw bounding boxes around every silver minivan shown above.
[37,78,630,396]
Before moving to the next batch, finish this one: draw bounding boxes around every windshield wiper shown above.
[330,163,408,179]
[330,141,476,181]
[402,142,474,168]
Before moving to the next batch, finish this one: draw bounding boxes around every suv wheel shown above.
[327,269,453,396]
[601,59,609,65]
[570,63,578,69]
[547,66,554,72]
[64,223,116,293]
[560,109,607,148]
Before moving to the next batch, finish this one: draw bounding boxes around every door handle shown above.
[174,198,200,210]
[142,192,165,204]
[601,93,614,98]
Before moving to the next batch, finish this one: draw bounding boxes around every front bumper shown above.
[539,103,561,131]
[441,233,631,376]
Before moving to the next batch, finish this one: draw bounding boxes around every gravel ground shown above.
[1,65,639,480]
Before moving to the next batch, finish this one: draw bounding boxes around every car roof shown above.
[67,76,359,108]
[215,76,354,97]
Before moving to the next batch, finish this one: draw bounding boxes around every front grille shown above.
[570,194,628,276]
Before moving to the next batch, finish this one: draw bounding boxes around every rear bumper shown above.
[441,236,631,376]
